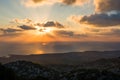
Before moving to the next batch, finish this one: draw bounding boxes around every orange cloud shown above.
[61,0,89,6]
[1,27,120,44]
[22,0,58,7]
[12,18,34,25]
[22,0,89,7]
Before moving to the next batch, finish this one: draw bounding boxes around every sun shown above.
[35,26,40,30]
[35,26,52,35]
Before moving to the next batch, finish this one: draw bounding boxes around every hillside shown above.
[4,61,60,80]
[1,60,120,80]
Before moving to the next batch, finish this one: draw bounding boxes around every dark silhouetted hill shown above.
[1,51,120,65]
[1,60,120,80]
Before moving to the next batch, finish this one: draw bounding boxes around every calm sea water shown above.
[0,42,120,56]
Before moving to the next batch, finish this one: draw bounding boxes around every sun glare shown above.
[35,26,41,31]
[35,26,52,35]
[43,28,51,33]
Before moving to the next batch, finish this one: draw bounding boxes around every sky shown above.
[0,0,120,56]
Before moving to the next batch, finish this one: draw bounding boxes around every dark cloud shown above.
[95,0,120,12]
[32,0,44,3]
[54,30,87,37]
[0,28,22,38]
[43,21,55,27]
[77,12,120,27]
[61,0,89,6]
[0,28,22,34]
[22,0,89,7]
[70,0,120,27]
[62,0,76,5]
[55,22,64,28]
[18,25,36,30]
[55,30,74,37]
[43,21,64,28]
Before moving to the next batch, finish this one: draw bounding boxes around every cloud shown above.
[43,21,64,28]
[31,0,44,3]
[62,0,76,5]
[71,12,120,27]
[0,28,23,39]
[22,0,89,7]
[68,0,120,27]
[98,28,120,36]
[13,18,33,24]
[18,25,36,30]
[94,0,120,12]
[61,0,89,6]
[12,18,64,28]
[83,27,120,37]
[22,0,58,7]
[54,30,74,37]
[54,30,87,37]
[110,29,120,36]
[0,28,22,34]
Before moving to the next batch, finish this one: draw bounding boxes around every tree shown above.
[0,63,17,80]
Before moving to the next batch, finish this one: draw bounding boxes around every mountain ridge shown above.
[1,51,120,64]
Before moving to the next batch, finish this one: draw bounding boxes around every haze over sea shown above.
[0,42,120,56]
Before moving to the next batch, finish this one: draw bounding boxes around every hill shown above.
[1,60,120,80]
[1,51,120,65]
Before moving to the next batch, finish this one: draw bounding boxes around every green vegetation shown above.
[1,61,120,80]
[0,63,17,80]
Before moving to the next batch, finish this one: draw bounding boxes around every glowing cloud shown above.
[70,13,120,27]
[43,21,64,28]
[22,0,58,7]
[61,0,89,6]
[13,18,33,24]
[22,0,89,7]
